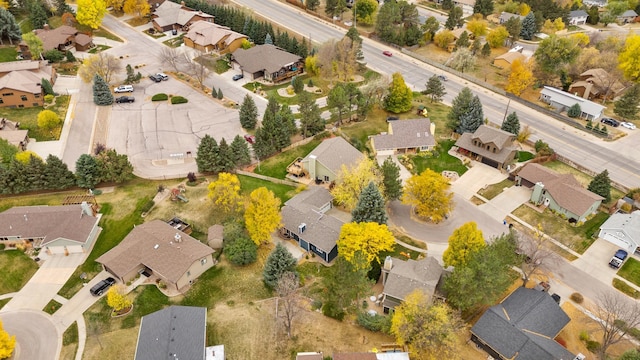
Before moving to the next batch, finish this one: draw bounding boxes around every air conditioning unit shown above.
[298,223,306,234]
[573,353,586,360]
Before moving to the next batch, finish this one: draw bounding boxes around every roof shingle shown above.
[302,136,364,176]
[232,44,302,74]
[371,119,435,151]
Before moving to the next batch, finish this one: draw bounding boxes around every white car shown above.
[621,122,637,130]
[114,85,134,93]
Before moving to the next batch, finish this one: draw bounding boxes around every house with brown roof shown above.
[280,187,342,263]
[231,44,303,83]
[296,352,325,360]
[514,163,603,223]
[298,136,364,183]
[184,21,247,54]
[0,60,55,108]
[0,203,101,254]
[96,220,215,292]
[380,256,443,313]
[151,0,214,33]
[0,118,28,150]
[333,353,411,360]
[34,24,93,53]
[568,68,626,101]
[370,119,436,156]
[454,125,517,171]
[493,51,525,69]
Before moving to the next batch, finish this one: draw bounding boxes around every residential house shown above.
[514,163,603,223]
[280,186,342,263]
[568,68,626,101]
[134,306,207,360]
[499,12,524,24]
[380,256,443,313]
[333,352,411,359]
[231,44,303,83]
[370,119,436,156]
[471,287,577,360]
[569,10,589,25]
[493,51,526,69]
[96,220,215,292]
[0,60,55,108]
[617,9,638,23]
[151,0,214,33]
[454,125,518,170]
[598,210,640,253]
[0,118,28,150]
[34,24,93,52]
[299,136,364,183]
[434,0,474,15]
[0,203,101,254]
[296,352,325,360]
[183,21,247,54]
[539,86,605,120]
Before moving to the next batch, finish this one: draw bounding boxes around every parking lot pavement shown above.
[572,238,620,286]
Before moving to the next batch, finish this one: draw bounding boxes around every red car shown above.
[383,50,393,57]
[244,134,256,144]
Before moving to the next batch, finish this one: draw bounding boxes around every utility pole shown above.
[503,99,511,121]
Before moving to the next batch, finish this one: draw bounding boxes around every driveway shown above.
[450,162,508,200]
[572,238,621,286]
[478,185,531,222]
[0,311,58,360]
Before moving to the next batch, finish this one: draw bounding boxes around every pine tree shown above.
[211,86,218,98]
[25,154,46,191]
[217,138,235,173]
[0,8,22,45]
[447,87,473,133]
[567,103,581,118]
[44,155,75,190]
[124,64,137,84]
[423,75,446,103]
[265,33,273,45]
[501,112,520,135]
[253,127,275,160]
[445,6,463,30]
[298,91,325,137]
[520,12,537,40]
[75,154,101,189]
[230,135,251,167]
[455,31,470,49]
[41,78,54,96]
[458,95,484,133]
[381,157,402,201]
[92,74,113,105]
[588,169,611,202]
[481,42,491,57]
[263,243,297,289]
[352,182,388,224]
[239,94,259,129]
[55,0,73,15]
[473,0,494,17]
[278,105,297,136]
[217,88,224,99]
[196,134,219,173]
[614,84,640,120]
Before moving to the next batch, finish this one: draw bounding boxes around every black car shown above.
[437,75,448,81]
[601,117,620,127]
[149,74,162,83]
[89,277,116,296]
[115,96,135,103]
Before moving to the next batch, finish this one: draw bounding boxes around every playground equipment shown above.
[170,187,189,202]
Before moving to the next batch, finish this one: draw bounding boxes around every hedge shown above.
[171,96,188,104]
[151,93,168,101]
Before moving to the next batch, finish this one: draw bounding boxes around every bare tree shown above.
[78,52,122,84]
[157,46,188,73]
[594,291,640,359]
[276,271,300,338]
[514,227,558,287]
[446,48,476,74]
[185,59,210,90]
[317,39,338,84]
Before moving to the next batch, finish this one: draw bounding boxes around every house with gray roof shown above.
[231,44,304,83]
[598,210,640,253]
[0,204,100,255]
[618,9,638,23]
[135,306,207,360]
[380,256,443,313]
[539,86,605,120]
[97,220,215,292]
[514,163,603,223]
[471,287,576,360]
[569,10,589,25]
[454,125,517,170]
[299,136,364,183]
[280,187,342,262]
[499,11,524,24]
[370,119,436,156]
[151,0,214,32]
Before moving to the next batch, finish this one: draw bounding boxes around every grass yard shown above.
[0,250,38,294]
[517,151,534,162]
[407,139,468,176]
[618,258,640,288]
[509,222,578,261]
[238,175,297,204]
[0,95,70,142]
[478,178,514,200]
[214,59,230,74]
[543,161,624,206]
[612,278,640,299]
[512,205,610,254]
[162,35,183,48]
[88,45,111,54]
[339,107,388,153]
[125,16,149,27]
[90,27,124,42]
[43,299,62,314]
[0,298,9,310]
[0,47,18,62]
[59,321,79,360]
[253,136,325,179]
[391,229,428,250]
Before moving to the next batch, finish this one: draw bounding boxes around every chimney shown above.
[383,256,393,271]
[180,0,185,6]
[80,201,94,218]
[298,223,306,234]
[43,24,50,31]
[308,155,317,180]
[174,233,182,243]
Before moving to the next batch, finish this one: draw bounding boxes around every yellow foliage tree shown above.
[442,221,486,268]
[106,284,132,312]
[123,0,150,17]
[569,32,590,47]
[541,19,556,34]
[619,34,640,81]
[505,58,534,96]
[0,319,15,359]
[466,19,488,38]
[0,0,9,9]
[78,53,121,83]
[208,172,243,216]
[391,290,464,360]
[76,0,107,30]
[433,30,455,49]
[331,158,383,211]
[337,222,395,269]
[106,0,125,12]
[37,109,61,131]
[402,169,453,223]
[305,55,320,76]
[486,26,509,48]
[15,151,41,164]
[519,3,531,15]
[244,187,282,245]
[553,18,565,31]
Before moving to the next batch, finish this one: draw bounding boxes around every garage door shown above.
[66,245,84,254]
[481,157,499,168]
[602,233,633,252]
[376,150,395,157]
[48,246,65,254]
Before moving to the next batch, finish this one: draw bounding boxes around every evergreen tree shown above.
[252,127,275,160]
[44,155,75,190]
[458,95,484,133]
[588,169,611,202]
[0,8,22,45]
[263,243,297,289]
[124,64,137,84]
[196,134,219,173]
[298,91,325,137]
[381,157,402,201]
[567,103,581,118]
[216,138,235,173]
[211,86,218,98]
[25,154,46,191]
[95,149,133,183]
[92,74,113,105]
[614,84,640,120]
[346,26,364,62]
[66,50,76,62]
[445,6,463,30]
[473,0,494,17]
[230,135,251,167]
[306,0,320,11]
[239,94,259,129]
[423,75,446,103]
[442,0,453,10]
[447,87,473,132]
[520,12,537,40]
[217,88,224,99]
[352,182,387,224]
[75,154,101,189]
[455,31,470,49]
[501,112,520,135]
[278,104,297,136]
[29,0,49,30]
[5,159,29,194]
[41,78,54,95]
[55,0,73,15]
[481,42,491,57]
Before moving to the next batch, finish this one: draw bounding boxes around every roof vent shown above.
[383,256,393,271]
[154,244,159,249]
[416,132,420,137]
[24,214,28,221]
[298,223,306,233]
[174,233,182,243]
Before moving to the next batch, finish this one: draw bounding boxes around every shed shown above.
[208,224,224,249]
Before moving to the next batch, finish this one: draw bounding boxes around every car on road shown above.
[232,74,244,81]
[244,134,256,144]
[601,117,620,127]
[609,249,628,269]
[437,75,448,81]
[621,121,636,130]
[89,277,116,296]
[115,96,135,103]
[114,85,134,93]
[382,50,393,57]
[156,73,169,81]
[149,74,162,82]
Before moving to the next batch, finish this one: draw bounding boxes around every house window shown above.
[0,98,3,104]
[34,94,40,98]
[201,258,207,265]
[21,95,27,101]
[2,93,13,96]
[324,176,329,182]
[18,105,23,108]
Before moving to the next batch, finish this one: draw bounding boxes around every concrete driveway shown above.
[572,238,621,285]
[0,311,59,360]
[450,162,508,200]
[478,185,531,222]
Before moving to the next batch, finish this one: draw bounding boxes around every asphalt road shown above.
[0,311,59,360]
[231,0,640,190]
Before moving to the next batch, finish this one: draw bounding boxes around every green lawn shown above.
[0,47,18,62]
[517,151,534,162]
[0,250,38,294]
[237,174,297,204]
[43,299,63,314]
[618,258,640,288]
[214,59,230,74]
[253,136,325,179]
[408,139,468,176]
[0,299,9,310]
[88,45,111,54]
[63,321,79,346]
[612,278,640,299]
[0,95,71,142]
[478,178,515,200]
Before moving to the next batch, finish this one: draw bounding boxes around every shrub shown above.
[307,79,314,87]
[579,330,589,341]
[187,172,197,183]
[224,237,257,265]
[356,312,391,333]
[586,340,600,353]
[141,200,155,213]
[0,244,5,251]
[171,96,188,104]
[567,103,581,118]
[292,76,304,93]
[65,50,76,62]
[570,292,584,304]
[44,49,65,63]
[311,299,323,310]
[44,94,54,103]
[322,301,345,321]
[152,93,168,101]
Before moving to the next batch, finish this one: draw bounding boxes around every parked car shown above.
[114,85,134,93]
[115,96,135,103]
[156,73,169,81]
[89,277,116,296]
[232,74,244,81]
[149,74,162,83]
[382,50,393,57]
[621,122,636,130]
[437,75,448,81]
[601,117,620,127]
[244,134,256,144]
[609,249,628,269]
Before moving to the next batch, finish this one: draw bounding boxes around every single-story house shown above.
[598,210,640,253]
[455,125,518,171]
[569,10,589,25]
[0,60,55,109]
[299,136,364,183]
[471,287,576,360]
[280,186,342,263]
[333,353,411,360]
[135,306,207,360]
[0,203,101,254]
[380,256,443,313]
[539,86,605,120]
[231,44,304,83]
[617,9,638,23]
[568,68,626,101]
[435,0,474,15]
[493,51,526,69]
[151,0,214,33]
[514,163,603,223]
[35,24,93,52]
[96,220,215,292]
[0,118,28,150]
[183,21,247,54]
[499,11,524,24]
[370,118,436,156]
[296,353,325,360]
